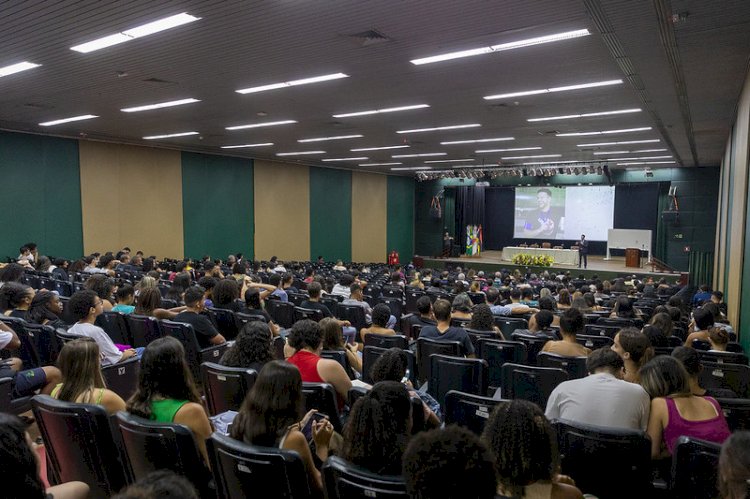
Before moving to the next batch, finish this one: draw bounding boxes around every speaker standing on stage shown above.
[442,232,454,257]
[578,234,588,269]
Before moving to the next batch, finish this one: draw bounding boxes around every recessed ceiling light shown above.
[392,153,447,158]
[220,143,274,149]
[298,134,363,143]
[143,131,199,140]
[441,137,514,145]
[476,147,542,153]
[359,162,402,166]
[39,114,98,126]
[276,151,326,156]
[333,104,430,118]
[601,155,672,160]
[397,124,481,134]
[410,29,589,65]
[321,157,368,162]
[527,108,641,122]
[121,98,200,112]
[351,145,410,152]
[556,127,652,137]
[423,159,475,163]
[577,139,660,146]
[70,13,200,53]
[0,61,41,78]
[616,161,675,165]
[226,120,297,130]
[485,79,622,100]
[236,73,349,94]
[391,167,431,171]
[501,154,562,160]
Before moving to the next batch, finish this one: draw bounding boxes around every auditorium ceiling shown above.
[1,0,749,176]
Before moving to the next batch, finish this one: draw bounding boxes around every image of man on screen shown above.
[578,234,588,268]
[522,188,563,237]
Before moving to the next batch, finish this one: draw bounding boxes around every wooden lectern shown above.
[625,248,641,268]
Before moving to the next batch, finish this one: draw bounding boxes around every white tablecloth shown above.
[501,246,579,266]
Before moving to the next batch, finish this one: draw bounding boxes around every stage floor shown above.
[420,250,683,281]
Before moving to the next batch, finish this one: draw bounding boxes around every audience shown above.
[467,303,504,337]
[684,307,715,346]
[111,284,136,314]
[219,321,274,372]
[212,278,244,313]
[1,282,35,318]
[671,346,738,398]
[83,274,117,311]
[541,307,590,357]
[418,298,474,357]
[612,327,654,383]
[134,287,185,319]
[112,470,198,499]
[708,326,731,352]
[172,286,226,348]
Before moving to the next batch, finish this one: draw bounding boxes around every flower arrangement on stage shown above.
[512,253,554,267]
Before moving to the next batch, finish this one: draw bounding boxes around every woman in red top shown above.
[286,319,352,404]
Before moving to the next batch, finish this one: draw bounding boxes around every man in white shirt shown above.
[545,348,650,431]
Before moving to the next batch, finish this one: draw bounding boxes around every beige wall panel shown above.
[253,160,310,260]
[351,172,387,262]
[715,140,731,291]
[79,141,184,258]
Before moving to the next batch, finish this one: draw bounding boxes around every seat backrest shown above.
[336,305,368,333]
[494,317,529,337]
[584,323,621,339]
[509,332,549,364]
[116,412,209,492]
[235,312,268,326]
[322,455,408,499]
[321,350,355,380]
[478,339,527,389]
[161,320,227,380]
[537,352,588,379]
[96,311,131,345]
[0,376,32,415]
[207,432,311,499]
[596,317,637,328]
[465,329,498,352]
[125,314,163,347]
[21,322,63,366]
[671,436,721,499]
[102,357,140,400]
[428,354,488,407]
[699,350,749,366]
[699,361,750,398]
[293,306,324,323]
[364,333,408,350]
[362,346,417,385]
[265,300,295,328]
[416,338,462,386]
[201,362,258,415]
[500,363,568,407]
[32,395,128,498]
[466,292,485,305]
[444,390,506,435]
[301,382,343,433]
[450,317,470,328]
[553,419,652,499]
[207,308,240,341]
[576,334,613,350]
[0,316,41,368]
[404,289,425,314]
[717,397,750,431]
[287,292,308,307]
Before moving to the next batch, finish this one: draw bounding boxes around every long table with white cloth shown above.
[501,246,579,265]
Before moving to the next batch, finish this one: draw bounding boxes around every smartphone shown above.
[301,412,328,441]
[401,369,411,385]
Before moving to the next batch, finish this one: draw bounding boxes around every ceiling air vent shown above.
[346,29,392,47]
[537,130,559,136]
[142,77,177,85]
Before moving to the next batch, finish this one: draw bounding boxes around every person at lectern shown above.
[442,231,454,257]
[578,234,588,269]
[522,188,563,237]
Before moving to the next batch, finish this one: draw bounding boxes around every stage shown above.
[418,250,684,282]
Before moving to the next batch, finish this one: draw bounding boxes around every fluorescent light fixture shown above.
[501,154,562,160]
[423,159,475,163]
[333,104,429,118]
[556,127,652,137]
[226,120,297,130]
[397,124,481,134]
[527,108,641,122]
[476,147,542,153]
[351,145,409,152]
[441,137,513,145]
[616,161,675,165]
[391,167,431,171]
[392,153,447,158]
[236,73,348,94]
[71,13,200,53]
[276,151,325,156]
[359,162,402,166]
[39,114,98,127]
[322,157,368,162]
[143,131,199,140]
[602,155,672,161]
[0,61,41,77]
[485,79,622,100]
[121,98,200,112]
[522,160,590,165]
[411,29,589,65]
[298,134,363,143]
[577,139,660,147]
[220,143,274,149]
[632,149,667,153]
[593,149,668,155]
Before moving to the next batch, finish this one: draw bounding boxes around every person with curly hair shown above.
[27,290,64,327]
[219,321,274,372]
[467,303,503,338]
[360,303,397,346]
[341,381,412,475]
[212,278,245,313]
[83,273,117,311]
[482,400,583,499]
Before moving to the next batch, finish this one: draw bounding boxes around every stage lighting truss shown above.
[412,160,609,181]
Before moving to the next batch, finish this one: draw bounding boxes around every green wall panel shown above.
[181,152,254,260]
[0,131,82,260]
[387,176,415,261]
[309,167,351,261]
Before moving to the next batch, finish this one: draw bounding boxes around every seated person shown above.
[708,326,730,352]
[134,287,187,320]
[451,293,474,321]
[211,278,245,313]
[483,400,583,499]
[360,304,397,345]
[341,283,374,323]
[403,426,498,499]
[527,309,558,340]
[612,328,654,384]
[545,348,650,431]
[0,320,60,397]
[27,290,65,327]
[331,274,354,299]
[641,355,731,459]
[285,319,352,404]
[52,338,126,414]
[83,274,117,311]
[173,286,226,349]
[642,324,669,348]
[1,282,35,319]
[684,307,715,347]
[241,287,281,336]
[268,273,288,302]
[111,284,136,314]
[301,282,354,340]
[671,346,737,398]
[219,321,274,372]
[67,290,139,365]
[718,432,750,499]
[419,298,475,357]
[541,308,590,357]
[320,317,361,375]
[406,295,437,328]
[467,303,503,338]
